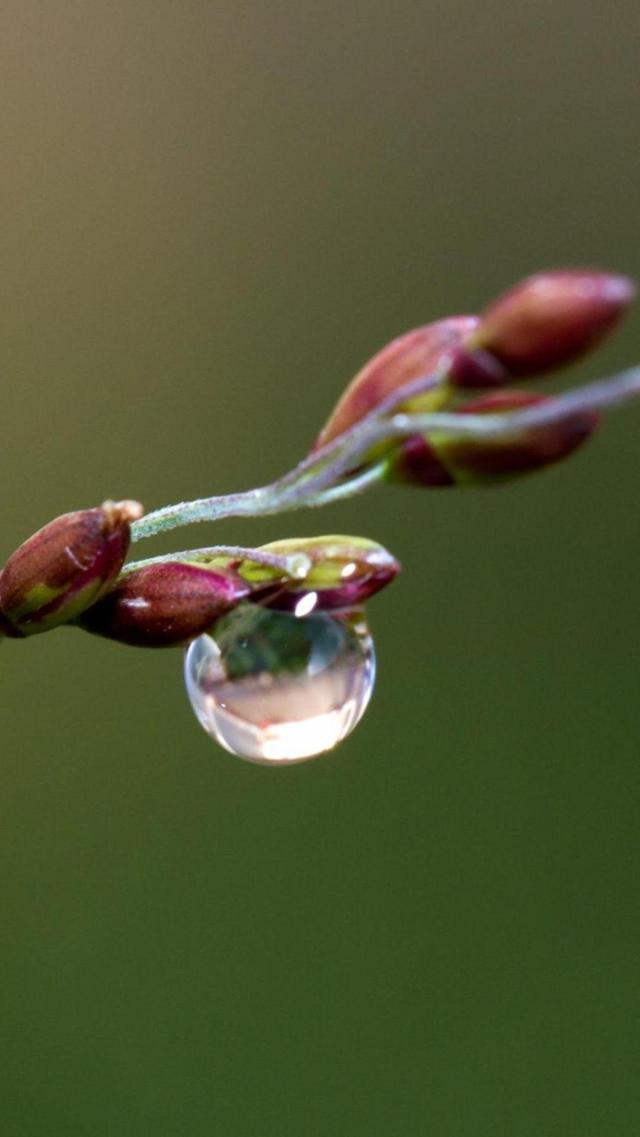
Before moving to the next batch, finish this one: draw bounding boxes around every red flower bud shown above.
[313,317,479,452]
[0,500,142,636]
[447,347,511,390]
[387,391,599,487]
[78,561,251,647]
[463,270,635,380]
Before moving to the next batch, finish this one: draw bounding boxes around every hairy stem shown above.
[130,365,640,541]
[131,369,447,541]
[124,544,311,577]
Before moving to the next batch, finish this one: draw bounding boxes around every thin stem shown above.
[130,364,640,541]
[124,544,311,577]
[394,365,640,441]
[278,364,640,495]
[305,462,387,507]
[131,368,448,541]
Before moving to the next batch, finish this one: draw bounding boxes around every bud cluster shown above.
[0,506,399,648]
[0,265,635,674]
[78,536,398,647]
[313,268,635,487]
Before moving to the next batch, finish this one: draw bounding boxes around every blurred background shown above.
[1,2,639,1133]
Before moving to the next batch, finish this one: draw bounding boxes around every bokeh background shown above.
[2,3,639,1134]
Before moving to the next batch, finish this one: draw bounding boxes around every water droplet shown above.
[184,603,375,764]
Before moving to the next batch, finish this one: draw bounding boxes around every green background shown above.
[2,3,639,1133]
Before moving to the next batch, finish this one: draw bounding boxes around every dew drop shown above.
[184,603,375,764]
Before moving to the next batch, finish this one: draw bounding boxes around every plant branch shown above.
[124,544,312,577]
[130,365,640,541]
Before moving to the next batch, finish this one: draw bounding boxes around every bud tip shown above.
[102,500,144,529]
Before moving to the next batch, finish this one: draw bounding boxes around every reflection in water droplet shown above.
[184,604,375,764]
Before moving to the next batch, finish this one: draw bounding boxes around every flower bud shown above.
[0,500,143,636]
[457,270,635,381]
[447,347,510,390]
[313,317,479,452]
[78,561,252,647]
[238,536,400,612]
[387,391,599,487]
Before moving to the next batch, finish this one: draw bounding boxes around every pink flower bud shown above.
[313,317,479,452]
[465,270,635,379]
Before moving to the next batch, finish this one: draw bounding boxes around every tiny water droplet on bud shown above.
[184,604,375,764]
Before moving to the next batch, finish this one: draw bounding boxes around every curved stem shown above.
[130,365,640,541]
[396,365,640,440]
[304,462,387,507]
[124,544,311,577]
[131,368,448,541]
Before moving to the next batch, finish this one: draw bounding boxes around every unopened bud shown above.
[387,391,599,487]
[78,561,252,647]
[313,317,479,452]
[238,536,400,612]
[456,270,635,381]
[0,500,143,636]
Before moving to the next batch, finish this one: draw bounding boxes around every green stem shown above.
[124,544,311,577]
[306,463,387,507]
[130,365,640,542]
[130,368,448,541]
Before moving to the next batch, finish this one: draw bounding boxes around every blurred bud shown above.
[238,536,400,612]
[387,390,599,487]
[454,270,635,382]
[313,317,479,452]
[0,500,143,636]
[78,561,251,647]
[447,346,510,389]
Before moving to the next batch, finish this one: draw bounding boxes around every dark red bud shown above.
[0,500,142,636]
[451,390,599,479]
[447,347,511,389]
[312,317,479,452]
[470,270,635,378]
[385,435,455,488]
[78,561,251,647]
[387,391,599,487]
